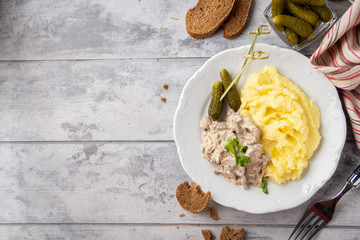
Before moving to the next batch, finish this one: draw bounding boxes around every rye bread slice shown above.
[176,182,211,213]
[223,0,252,39]
[186,0,236,39]
[220,226,245,240]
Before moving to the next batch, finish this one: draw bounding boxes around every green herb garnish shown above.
[240,145,248,154]
[227,138,241,149]
[225,141,236,157]
[261,179,268,194]
[224,138,249,167]
[236,155,250,166]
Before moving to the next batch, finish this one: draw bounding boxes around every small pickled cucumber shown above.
[298,36,307,43]
[285,27,299,45]
[289,0,325,6]
[272,0,286,32]
[310,5,331,22]
[273,15,313,38]
[208,81,224,121]
[220,69,241,111]
[287,0,319,26]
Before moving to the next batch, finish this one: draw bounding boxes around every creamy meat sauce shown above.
[200,110,270,189]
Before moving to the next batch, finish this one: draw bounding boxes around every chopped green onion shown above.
[261,179,268,194]
[240,145,248,153]
[236,155,249,166]
[225,143,236,157]
[224,138,249,167]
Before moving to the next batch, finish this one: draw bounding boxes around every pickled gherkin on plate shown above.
[220,69,241,112]
[208,81,224,121]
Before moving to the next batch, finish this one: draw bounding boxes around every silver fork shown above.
[288,163,360,240]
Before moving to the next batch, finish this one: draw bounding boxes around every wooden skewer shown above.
[220,50,270,101]
[243,25,271,67]
[220,25,271,101]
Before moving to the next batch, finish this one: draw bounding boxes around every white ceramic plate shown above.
[173,43,346,214]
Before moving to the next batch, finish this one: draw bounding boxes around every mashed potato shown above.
[239,66,321,184]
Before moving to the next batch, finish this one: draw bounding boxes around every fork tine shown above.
[303,221,327,240]
[299,217,320,240]
[293,213,318,240]
[288,210,314,240]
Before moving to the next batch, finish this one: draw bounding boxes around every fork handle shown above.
[334,164,360,201]
[347,163,360,188]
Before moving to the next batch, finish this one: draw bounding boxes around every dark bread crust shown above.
[209,207,218,220]
[201,229,215,240]
[223,0,252,39]
[186,0,236,39]
[220,226,245,240]
[176,182,211,213]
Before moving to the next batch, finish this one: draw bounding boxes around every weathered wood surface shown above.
[0,0,358,239]
[0,59,355,141]
[0,59,197,141]
[0,225,359,240]
[0,142,359,226]
[0,0,350,60]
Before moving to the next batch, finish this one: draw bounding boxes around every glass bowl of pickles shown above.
[264,0,337,51]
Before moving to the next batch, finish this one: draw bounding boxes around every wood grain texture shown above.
[0,59,199,141]
[0,59,354,141]
[0,0,357,238]
[0,142,359,225]
[0,224,359,240]
[0,0,350,60]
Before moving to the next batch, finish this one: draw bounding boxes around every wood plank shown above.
[0,142,359,225]
[0,59,353,141]
[0,224,359,240]
[0,0,350,60]
[0,59,202,141]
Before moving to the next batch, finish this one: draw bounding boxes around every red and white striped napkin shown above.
[310,0,360,148]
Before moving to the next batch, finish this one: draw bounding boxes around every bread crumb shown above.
[160,96,166,103]
[173,48,175,50]
[171,17,179,20]
[209,207,218,220]
[220,226,244,240]
[201,229,215,240]
[176,226,179,229]
[160,27,163,30]
[176,84,179,87]
[138,0,141,3]
[168,210,171,212]
[179,213,185,217]
[162,84,168,90]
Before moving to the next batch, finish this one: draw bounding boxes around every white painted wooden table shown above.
[0,0,359,239]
